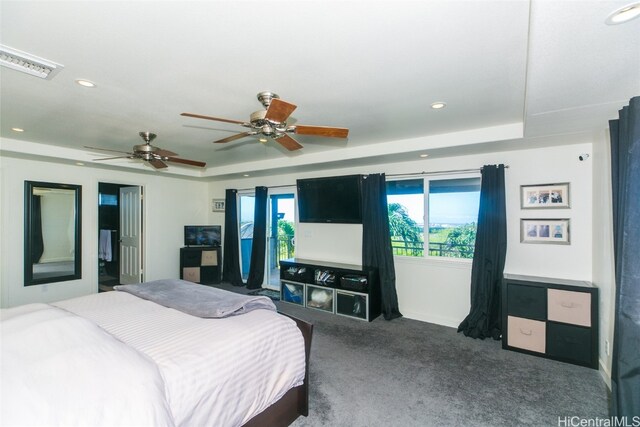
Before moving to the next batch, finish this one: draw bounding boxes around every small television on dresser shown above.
[184,225,221,247]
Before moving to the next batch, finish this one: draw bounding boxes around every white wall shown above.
[591,130,616,384]
[0,155,209,308]
[209,141,597,325]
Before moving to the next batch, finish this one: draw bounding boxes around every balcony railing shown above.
[390,239,475,259]
[274,234,295,263]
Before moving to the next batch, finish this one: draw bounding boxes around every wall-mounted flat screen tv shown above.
[184,225,221,247]
[297,175,363,224]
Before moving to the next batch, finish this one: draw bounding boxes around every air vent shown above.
[0,45,63,80]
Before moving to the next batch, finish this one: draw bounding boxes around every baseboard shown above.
[402,309,460,329]
[599,358,612,390]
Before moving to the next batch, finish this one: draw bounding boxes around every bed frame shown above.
[244,312,313,427]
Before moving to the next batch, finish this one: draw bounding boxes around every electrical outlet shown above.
[605,340,610,356]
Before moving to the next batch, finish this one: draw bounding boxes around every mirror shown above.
[24,181,82,286]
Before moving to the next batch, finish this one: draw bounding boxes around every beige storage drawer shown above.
[507,316,546,353]
[547,289,591,327]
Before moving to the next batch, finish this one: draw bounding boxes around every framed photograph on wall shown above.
[520,183,570,209]
[212,199,225,212]
[520,218,570,245]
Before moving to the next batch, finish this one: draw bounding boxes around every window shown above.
[428,178,480,259]
[386,176,480,259]
[387,179,424,256]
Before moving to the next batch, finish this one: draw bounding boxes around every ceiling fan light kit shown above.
[181,91,349,151]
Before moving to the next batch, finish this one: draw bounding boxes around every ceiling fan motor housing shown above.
[133,143,158,154]
[250,109,287,138]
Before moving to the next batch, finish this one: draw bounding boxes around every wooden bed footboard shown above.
[243,312,313,427]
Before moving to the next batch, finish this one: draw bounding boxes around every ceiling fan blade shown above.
[181,112,247,125]
[155,148,178,157]
[276,134,303,151]
[84,146,133,155]
[213,132,254,144]
[293,125,349,138]
[265,98,297,123]
[148,159,168,169]
[165,157,206,168]
[93,156,134,161]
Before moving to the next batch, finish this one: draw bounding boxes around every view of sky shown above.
[388,192,480,226]
[240,195,295,223]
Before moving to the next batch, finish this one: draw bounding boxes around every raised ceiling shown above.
[1,1,638,179]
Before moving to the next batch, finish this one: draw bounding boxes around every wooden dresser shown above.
[501,274,599,369]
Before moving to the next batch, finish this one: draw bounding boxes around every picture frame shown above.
[520,183,570,209]
[212,199,225,212]
[520,218,570,245]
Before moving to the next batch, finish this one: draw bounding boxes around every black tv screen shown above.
[297,175,362,224]
[184,225,221,247]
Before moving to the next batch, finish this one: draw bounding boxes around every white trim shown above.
[599,359,612,390]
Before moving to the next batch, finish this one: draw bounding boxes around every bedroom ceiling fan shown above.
[181,91,349,151]
[84,132,206,169]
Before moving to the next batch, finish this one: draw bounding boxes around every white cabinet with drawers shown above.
[502,274,599,369]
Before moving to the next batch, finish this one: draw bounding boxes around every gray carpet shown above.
[218,284,609,427]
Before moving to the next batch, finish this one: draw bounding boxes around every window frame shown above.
[387,172,481,263]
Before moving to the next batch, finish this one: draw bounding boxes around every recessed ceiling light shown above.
[243,174,250,177]
[419,154,429,158]
[606,2,640,24]
[431,102,446,110]
[75,162,85,166]
[75,79,96,88]
[11,127,24,132]
[258,138,268,143]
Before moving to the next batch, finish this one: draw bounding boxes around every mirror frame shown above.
[24,181,82,286]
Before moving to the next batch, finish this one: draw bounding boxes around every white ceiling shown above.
[1,0,638,179]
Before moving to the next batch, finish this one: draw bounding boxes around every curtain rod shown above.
[387,165,509,178]
[237,184,294,192]
[236,166,509,191]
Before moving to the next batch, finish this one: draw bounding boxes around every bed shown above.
[0,280,313,427]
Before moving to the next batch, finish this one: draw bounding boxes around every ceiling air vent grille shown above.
[0,45,64,80]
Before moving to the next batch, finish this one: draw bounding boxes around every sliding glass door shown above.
[239,193,255,281]
[266,193,295,289]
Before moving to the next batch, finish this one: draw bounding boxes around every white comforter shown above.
[53,291,306,427]
[0,303,175,427]
[1,291,306,427]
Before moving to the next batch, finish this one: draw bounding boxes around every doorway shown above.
[266,193,295,290]
[98,182,143,291]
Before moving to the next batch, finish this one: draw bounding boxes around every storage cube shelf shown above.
[180,247,221,285]
[306,284,335,313]
[281,281,305,306]
[280,258,380,322]
[502,274,599,369]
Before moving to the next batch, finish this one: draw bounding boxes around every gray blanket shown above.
[115,279,276,318]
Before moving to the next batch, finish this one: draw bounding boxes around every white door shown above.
[119,186,142,284]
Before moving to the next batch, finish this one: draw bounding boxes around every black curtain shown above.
[222,189,243,286]
[362,173,402,320]
[609,96,640,418]
[457,164,507,340]
[246,186,268,289]
[31,195,44,263]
